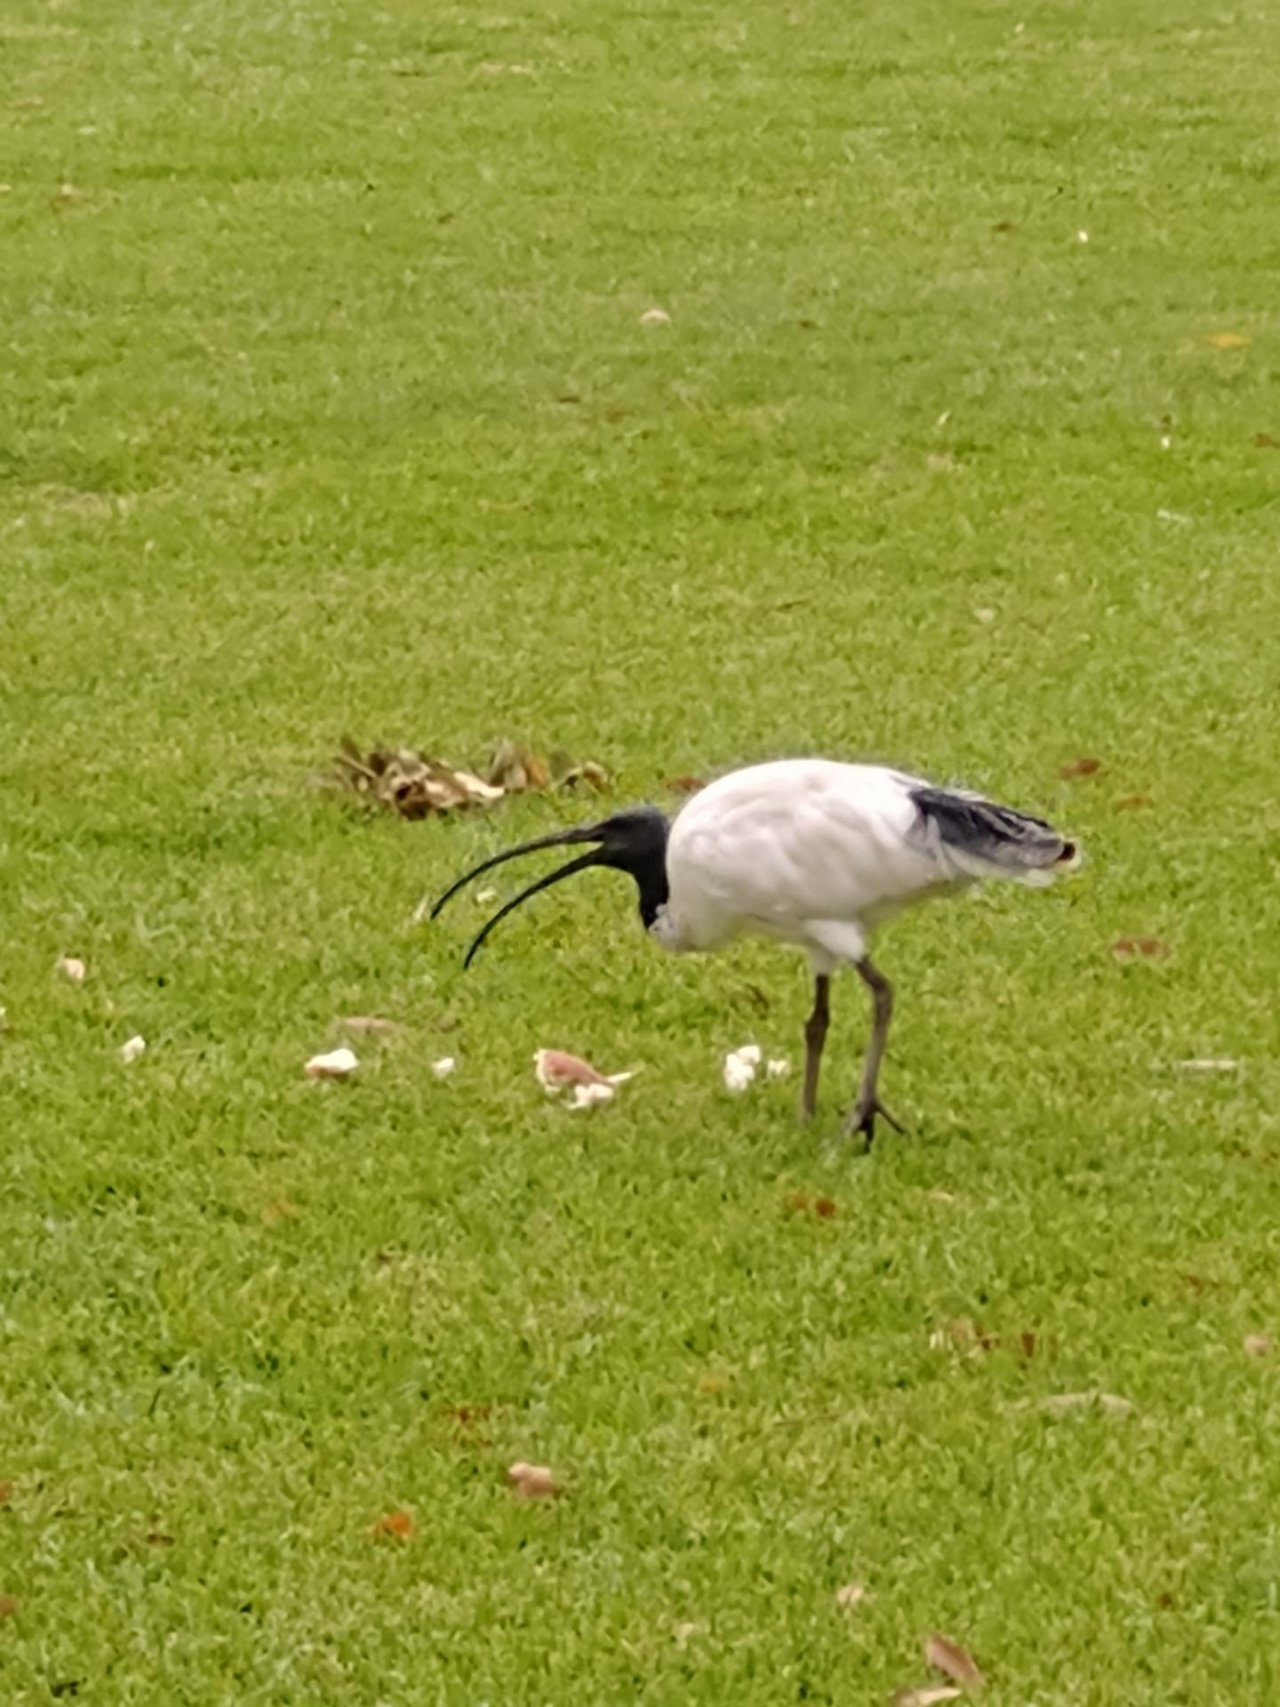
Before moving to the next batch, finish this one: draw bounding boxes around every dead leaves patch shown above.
[329,736,608,820]
[0,1595,19,1622]
[1058,756,1102,779]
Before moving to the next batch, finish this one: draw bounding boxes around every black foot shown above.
[842,1094,905,1151]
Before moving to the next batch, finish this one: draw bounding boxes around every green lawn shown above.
[3,0,1280,1699]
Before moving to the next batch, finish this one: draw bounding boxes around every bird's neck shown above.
[635,852,670,929]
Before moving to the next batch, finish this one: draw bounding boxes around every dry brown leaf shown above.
[1244,1333,1273,1357]
[367,1509,415,1540]
[1036,1391,1133,1415]
[991,220,1016,233]
[784,1191,811,1214]
[664,775,707,794]
[1254,432,1278,449]
[1207,331,1249,349]
[813,1196,838,1220]
[835,1582,868,1610]
[924,1632,984,1686]
[1059,756,1102,779]
[487,739,551,793]
[507,1461,560,1499]
[0,1595,19,1622]
[697,1371,732,1395]
[0,1481,13,1507]
[261,1198,300,1226]
[1114,793,1154,811]
[143,1531,175,1548]
[1112,936,1170,961]
[889,1689,963,1707]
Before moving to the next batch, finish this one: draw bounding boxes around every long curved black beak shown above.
[429,821,611,967]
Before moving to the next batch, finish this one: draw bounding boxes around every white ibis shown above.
[431,760,1078,1145]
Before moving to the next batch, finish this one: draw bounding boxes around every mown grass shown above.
[3,0,1280,1700]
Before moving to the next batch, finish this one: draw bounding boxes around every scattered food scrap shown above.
[507,1461,560,1499]
[432,1056,457,1079]
[55,955,87,985]
[835,1582,867,1611]
[119,1035,146,1065]
[305,1046,359,1080]
[534,1049,634,1107]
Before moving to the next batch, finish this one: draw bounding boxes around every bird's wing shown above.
[666,761,939,938]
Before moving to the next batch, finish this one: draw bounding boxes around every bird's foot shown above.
[842,1093,905,1151]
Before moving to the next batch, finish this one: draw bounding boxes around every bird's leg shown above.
[843,957,904,1150]
[800,973,831,1123]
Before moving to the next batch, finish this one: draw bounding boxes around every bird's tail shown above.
[909,786,1079,887]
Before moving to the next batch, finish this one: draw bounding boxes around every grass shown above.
[3,0,1280,1698]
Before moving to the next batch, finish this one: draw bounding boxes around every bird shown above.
[430,759,1079,1146]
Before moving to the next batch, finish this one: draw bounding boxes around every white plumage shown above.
[431,758,1078,1145]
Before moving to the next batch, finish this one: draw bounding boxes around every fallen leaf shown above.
[143,1531,175,1548]
[991,220,1016,233]
[1206,331,1248,349]
[305,1046,359,1079]
[697,1371,732,1395]
[639,306,671,326]
[931,1318,981,1351]
[1157,1590,1176,1610]
[432,1056,456,1079]
[119,1034,147,1064]
[1254,432,1278,449]
[337,1015,401,1036]
[367,1509,415,1540]
[1244,1334,1273,1357]
[1112,936,1169,961]
[507,1461,560,1499]
[664,775,707,794]
[835,1582,867,1610]
[1059,756,1102,779]
[55,955,86,984]
[1018,1331,1039,1358]
[0,1482,12,1506]
[784,1192,811,1214]
[889,1690,963,1707]
[0,1596,19,1622]
[1035,1391,1134,1416]
[925,1633,984,1687]
[261,1197,300,1226]
[443,1402,492,1427]
[1113,793,1154,810]
[814,1196,838,1220]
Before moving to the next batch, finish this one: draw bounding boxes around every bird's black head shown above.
[429,806,670,967]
